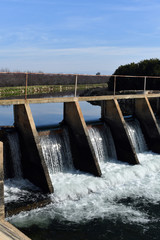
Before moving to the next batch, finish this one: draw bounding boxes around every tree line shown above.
[108,58,160,91]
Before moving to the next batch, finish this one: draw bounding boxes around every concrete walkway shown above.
[0,220,31,240]
[0,93,159,105]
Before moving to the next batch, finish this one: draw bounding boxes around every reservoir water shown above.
[2,102,160,240]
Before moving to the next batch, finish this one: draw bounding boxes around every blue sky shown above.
[0,0,160,74]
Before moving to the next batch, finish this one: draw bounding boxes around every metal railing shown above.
[0,72,160,100]
[111,75,160,96]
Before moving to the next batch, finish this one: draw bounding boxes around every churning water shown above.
[3,113,160,240]
[5,132,43,212]
[7,152,160,240]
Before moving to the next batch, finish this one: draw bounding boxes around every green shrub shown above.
[108,58,160,91]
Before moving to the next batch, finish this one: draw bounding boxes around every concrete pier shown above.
[14,104,53,193]
[0,220,31,240]
[135,97,160,153]
[101,99,139,164]
[64,101,101,176]
[0,142,4,219]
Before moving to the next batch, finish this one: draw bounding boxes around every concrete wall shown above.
[135,97,160,153]
[14,104,53,193]
[0,142,4,219]
[64,101,101,176]
[101,99,139,164]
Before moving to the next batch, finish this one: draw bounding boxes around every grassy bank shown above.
[0,83,108,98]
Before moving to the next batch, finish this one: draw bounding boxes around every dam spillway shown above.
[0,87,160,238]
[6,120,160,240]
[40,128,74,174]
[1,95,160,194]
[88,123,117,163]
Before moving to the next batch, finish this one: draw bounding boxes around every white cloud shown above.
[0,46,159,74]
[1,46,159,57]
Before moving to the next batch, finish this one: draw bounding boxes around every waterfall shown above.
[126,118,148,153]
[40,128,74,174]
[88,124,117,163]
[7,132,23,179]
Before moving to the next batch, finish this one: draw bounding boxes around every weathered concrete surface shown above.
[64,101,101,176]
[6,197,51,218]
[0,220,31,240]
[101,99,139,164]
[0,142,4,219]
[0,93,160,106]
[0,181,4,220]
[149,97,160,114]
[14,104,53,193]
[0,129,22,179]
[135,97,160,153]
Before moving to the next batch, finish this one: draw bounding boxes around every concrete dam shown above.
[0,73,160,239]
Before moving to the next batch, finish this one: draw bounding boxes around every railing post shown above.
[114,75,116,96]
[144,76,147,94]
[25,73,28,101]
[74,74,78,98]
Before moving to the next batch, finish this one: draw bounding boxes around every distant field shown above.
[0,83,108,98]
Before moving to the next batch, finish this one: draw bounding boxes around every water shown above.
[126,118,148,153]
[7,153,160,240]
[0,102,101,127]
[7,131,23,179]
[5,131,47,217]
[88,124,117,163]
[80,101,101,121]
[40,128,74,174]
[2,104,160,240]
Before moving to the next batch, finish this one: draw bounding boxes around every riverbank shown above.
[0,83,107,98]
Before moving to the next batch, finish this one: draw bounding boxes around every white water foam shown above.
[4,178,40,203]
[6,122,160,229]
[8,151,160,228]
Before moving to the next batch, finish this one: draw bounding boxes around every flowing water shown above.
[7,131,23,179]
[88,124,117,163]
[4,132,44,214]
[7,152,160,240]
[40,129,74,174]
[126,118,148,153]
[2,104,160,240]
